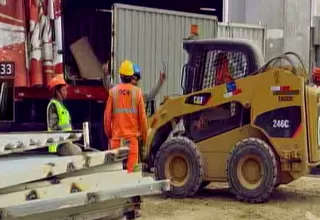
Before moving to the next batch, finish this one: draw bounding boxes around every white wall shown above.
[224,0,311,69]
[312,0,320,26]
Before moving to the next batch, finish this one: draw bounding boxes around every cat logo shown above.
[185,92,211,105]
[193,96,204,105]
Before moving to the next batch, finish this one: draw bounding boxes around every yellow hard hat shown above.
[119,60,134,76]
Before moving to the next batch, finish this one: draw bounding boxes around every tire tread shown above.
[226,138,278,203]
[154,136,204,198]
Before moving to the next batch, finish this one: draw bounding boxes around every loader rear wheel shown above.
[227,138,278,203]
[154,136,204,198]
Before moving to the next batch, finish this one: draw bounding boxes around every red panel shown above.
[0,0,28,87]
[232,89,242,95]
[15,85,108,101]
[0,0,25,25]
[280,86,290,91]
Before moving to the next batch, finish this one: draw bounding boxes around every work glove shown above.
[102,60,110,75]
[160,72,166,83]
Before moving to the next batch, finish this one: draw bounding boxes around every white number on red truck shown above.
[0,62,14,76]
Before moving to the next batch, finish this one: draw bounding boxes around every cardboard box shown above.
[69,37,103,80]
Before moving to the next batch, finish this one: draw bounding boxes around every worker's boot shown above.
[58,143,82,156]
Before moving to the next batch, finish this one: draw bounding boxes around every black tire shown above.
[154,136,204,198]
[142,162,153,173]
[227,138,278,203]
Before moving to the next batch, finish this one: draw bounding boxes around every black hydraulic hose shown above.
[283,51,306,71]
[251,54,298,76]
[269,55,297,74]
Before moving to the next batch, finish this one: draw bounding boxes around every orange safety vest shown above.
[111,86,138,114]
[108,83,143,140]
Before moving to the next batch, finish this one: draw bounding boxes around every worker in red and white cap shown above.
[47,74,82,156]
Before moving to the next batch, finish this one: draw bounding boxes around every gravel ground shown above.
[140,176,320,220]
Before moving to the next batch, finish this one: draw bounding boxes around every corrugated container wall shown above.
[112,4,218,106]
[217,23,266,55]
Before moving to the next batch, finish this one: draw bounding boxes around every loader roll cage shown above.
[181,39,265,95]
[144,40,307,120]
[181,39,308,95]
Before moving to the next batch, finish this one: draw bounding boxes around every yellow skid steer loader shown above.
[142,38,319,203]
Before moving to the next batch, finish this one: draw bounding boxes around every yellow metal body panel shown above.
[306,86,320,163]
[198,125,263,181]
[144,67,320,184]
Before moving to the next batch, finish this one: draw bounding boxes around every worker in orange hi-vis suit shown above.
[104,60,148,173]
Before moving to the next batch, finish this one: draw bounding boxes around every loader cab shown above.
[180,39,265,142]
[181,38,265,94]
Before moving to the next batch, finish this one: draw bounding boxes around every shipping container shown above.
[217,22,266,55]
[112,4,218,106]
[0,2,220,150]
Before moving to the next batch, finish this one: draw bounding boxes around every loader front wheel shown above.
[154,137,204,198]
[227,138,278,203]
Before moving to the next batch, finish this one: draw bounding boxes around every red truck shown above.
[0,0,111,149]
